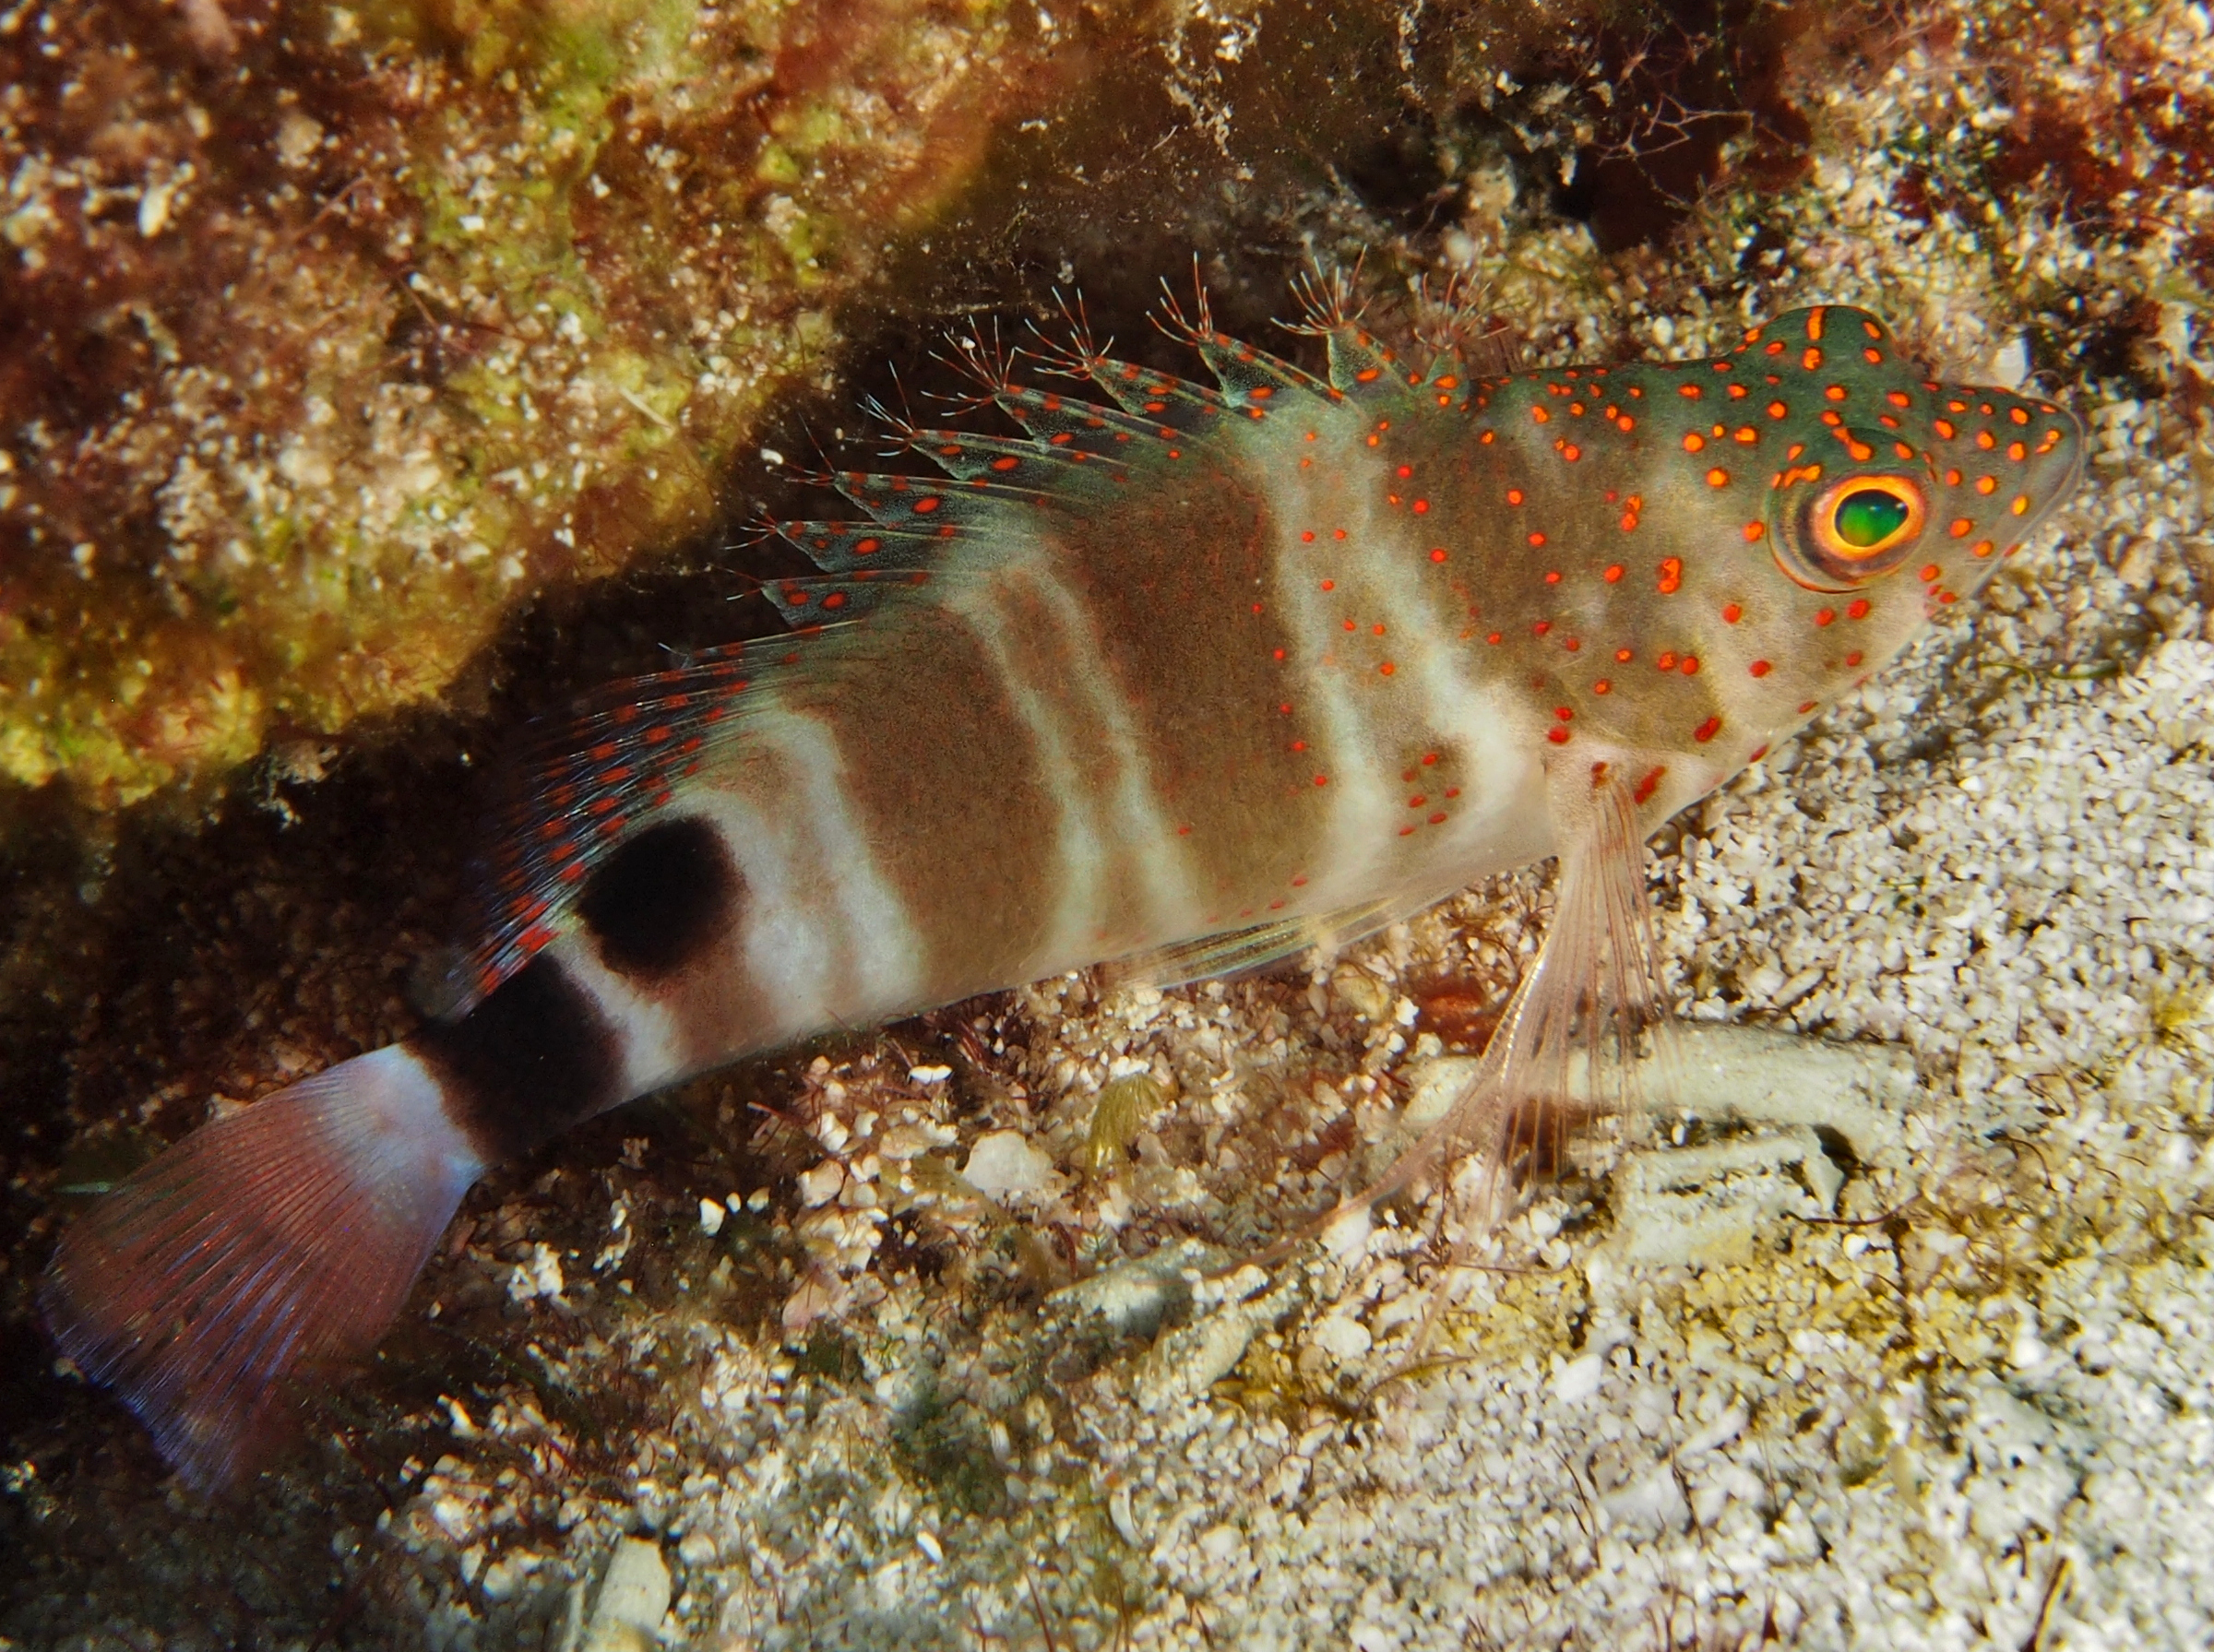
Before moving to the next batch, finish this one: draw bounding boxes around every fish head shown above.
[1749,304,2085,636]
[1572,305,2086,775]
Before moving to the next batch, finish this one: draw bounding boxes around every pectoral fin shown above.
[1331,768,1665,1229]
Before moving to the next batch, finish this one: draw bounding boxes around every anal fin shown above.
[1101,891,1448,992]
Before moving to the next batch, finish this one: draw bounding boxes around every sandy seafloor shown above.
[6,4,2214,1650]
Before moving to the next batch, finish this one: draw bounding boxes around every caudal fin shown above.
[40,1045,482,1490]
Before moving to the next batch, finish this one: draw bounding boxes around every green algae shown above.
[0,0,1053,816]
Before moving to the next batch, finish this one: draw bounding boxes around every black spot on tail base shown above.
[416,955,624,1160]
[576,814,741,981]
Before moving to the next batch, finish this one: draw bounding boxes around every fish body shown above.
[42,295,2085,1487]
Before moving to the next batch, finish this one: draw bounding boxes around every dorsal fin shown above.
[989,385,1171,461]
[898,425,1121,483]
[1153,278,1341,414]
[450,643,785,1010]
[1283,263,1408,399]
[769,517,942,574]
[827,467,1049,534]
[449,295,1303,1012]
[763,566,931,626]
[1079,359,1237,434]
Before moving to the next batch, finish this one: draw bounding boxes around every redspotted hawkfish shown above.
[43,283,2084,1488]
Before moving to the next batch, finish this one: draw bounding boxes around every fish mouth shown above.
[1934,385,2089,542]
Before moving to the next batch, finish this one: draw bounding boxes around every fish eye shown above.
[1771,472,1927,591]
[1830,485,1913,551]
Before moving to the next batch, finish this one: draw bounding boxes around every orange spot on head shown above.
[1603,564,1624,582]
[1706,467,1730,487]
[1743,521,1765,542]
[1694,716,1721,743]
[1683,432,1707,452]
[1721,602,1742,623]
[1749,660,1771,677]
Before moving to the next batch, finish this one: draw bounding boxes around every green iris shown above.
[1833,488,1910,549]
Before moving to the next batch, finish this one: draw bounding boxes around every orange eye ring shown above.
[1813,474,1924,565]
[1770,470,1928,591]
